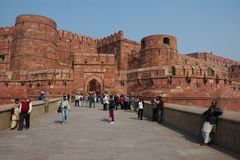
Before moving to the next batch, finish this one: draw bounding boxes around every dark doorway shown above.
[87,79,102,94]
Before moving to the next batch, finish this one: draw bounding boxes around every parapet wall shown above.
[0,69,73,104]
[57,30,97,54]
[0,98,61,131]
[97,31,123,47]
[186,52,240,68]
[140,101,240,154]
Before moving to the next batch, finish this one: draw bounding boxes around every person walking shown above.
[119,95,124,110]
[201,100,223,146]
[10,99,20,130]
[102,95,109,110]
[137,97,144,120]
[88,93,95,108]
[58,95,71,125]
[114,94,119,110]
[79,94,83,107]
[18,96,32,131]
[75,93,79,107]
[108,95,116,123]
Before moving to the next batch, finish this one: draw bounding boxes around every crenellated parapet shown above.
[57,30,97,54]
[0,26,14,51]
[97,31,123,47]
[186,52,240,68]
[0,26,15,37]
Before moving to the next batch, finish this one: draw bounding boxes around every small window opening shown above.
[163,37,170,45]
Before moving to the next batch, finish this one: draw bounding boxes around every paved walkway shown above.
[0,103,239,160]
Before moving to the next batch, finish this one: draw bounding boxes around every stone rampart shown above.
[0,98,61,131]
[139,101,240,154]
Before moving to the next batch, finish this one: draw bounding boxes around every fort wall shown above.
[0,26,15,70]
[0,14,239,111]
[10,14,58,71]
[140,102,240,154]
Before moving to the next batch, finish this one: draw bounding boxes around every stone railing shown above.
[0,98,61,131]
[133,101,240,154]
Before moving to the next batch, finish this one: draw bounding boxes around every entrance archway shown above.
[84,74,103,95]
[87,79,102,93]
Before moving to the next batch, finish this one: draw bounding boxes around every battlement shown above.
[186,52,240,67]
[0,26,15,36]
[97,31,123,47]
[57,30,96,43]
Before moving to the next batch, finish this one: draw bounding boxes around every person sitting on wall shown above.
[38,91,45,101]
[201,100,223,146]
[10,98,20,130]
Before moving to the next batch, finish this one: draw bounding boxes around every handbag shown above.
[57,107,62,113]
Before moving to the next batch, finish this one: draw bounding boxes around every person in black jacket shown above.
[201,100,223,145]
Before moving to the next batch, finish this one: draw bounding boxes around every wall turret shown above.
[10,14,58,71]
[140,34,179,68]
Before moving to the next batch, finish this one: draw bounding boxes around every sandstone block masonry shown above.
[0,14,239,111]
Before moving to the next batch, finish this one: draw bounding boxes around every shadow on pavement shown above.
[101,118,110,123]
[129,117,138,120]
[54,120,62,124]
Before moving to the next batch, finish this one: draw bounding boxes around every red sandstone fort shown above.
[0,14,240,111]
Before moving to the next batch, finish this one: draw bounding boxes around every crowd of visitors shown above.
[10,90,223,147]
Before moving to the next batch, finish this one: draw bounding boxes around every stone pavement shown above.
[0,102,239,160]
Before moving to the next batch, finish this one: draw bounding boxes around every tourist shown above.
[124,95,130,110]
[151,96,160,122]
[38,91,45,101]
[108,95,116,123]
[102,94,109,110]
[157,96,164,123]
[18,96,32,131]
[67,94,71,103]
[201,100,223,146]
[137,97,144,120]
[88,93,95,108]
[119,94,124,109]
[114,94,119,110]
[75,93,79,107]
[10,99,20,130]
[58,95,71,125]
[79,94,83,107]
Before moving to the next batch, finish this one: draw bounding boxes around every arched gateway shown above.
[84,75,103,95]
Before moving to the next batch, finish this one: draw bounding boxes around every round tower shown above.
[10,14,58,70]
[140,34,179,67]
